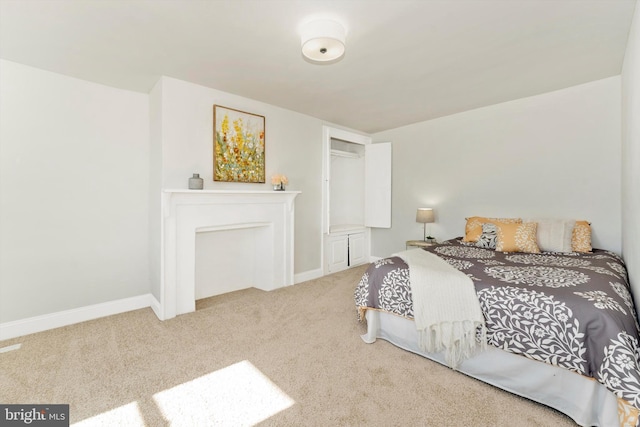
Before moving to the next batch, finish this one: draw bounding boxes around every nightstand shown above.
[406,240,436,250]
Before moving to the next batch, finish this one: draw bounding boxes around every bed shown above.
[355,220,640,427]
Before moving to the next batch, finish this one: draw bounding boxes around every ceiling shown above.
[0,0,636,134]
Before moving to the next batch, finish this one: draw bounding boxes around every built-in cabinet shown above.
[324,226,367,273]
[322,126,391,274]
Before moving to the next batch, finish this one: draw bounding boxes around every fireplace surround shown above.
[160,190,300,319]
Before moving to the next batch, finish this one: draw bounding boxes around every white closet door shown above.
[364,142,392,228]
[326,235,348,273]
[348,232,366,266]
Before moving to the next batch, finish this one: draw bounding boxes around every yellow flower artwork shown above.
[213,105,265,183]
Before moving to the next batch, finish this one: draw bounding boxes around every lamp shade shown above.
[416,208,435,224]
[300,19,346,63]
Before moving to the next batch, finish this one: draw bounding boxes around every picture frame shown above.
[213,105,265,183]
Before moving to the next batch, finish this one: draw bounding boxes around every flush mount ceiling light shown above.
[300,19,346,63]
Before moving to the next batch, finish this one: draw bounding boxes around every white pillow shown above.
[523,218,575,253]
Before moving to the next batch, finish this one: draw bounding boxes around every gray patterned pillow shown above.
[476,223,497,249]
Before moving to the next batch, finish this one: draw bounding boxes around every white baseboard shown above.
[149,294,164,320]
[0,294,153,341]
[294,268,323,284]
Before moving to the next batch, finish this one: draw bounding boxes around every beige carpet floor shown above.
[0,264,576,426]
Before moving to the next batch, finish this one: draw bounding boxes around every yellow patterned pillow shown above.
[495,222,541,253]
[572,221,592,253]
[463,217,522,243]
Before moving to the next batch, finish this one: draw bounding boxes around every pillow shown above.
[523,218,575,253]
[463,217,522,243]
[572,221,592,253]
[495,222,541,253]
[476,223,497,249]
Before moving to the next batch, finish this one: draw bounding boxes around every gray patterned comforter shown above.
[355,239,640,419]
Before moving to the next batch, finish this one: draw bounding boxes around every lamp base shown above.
[423,224,435,243]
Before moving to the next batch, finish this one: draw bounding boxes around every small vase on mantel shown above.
[273,183,285,191]
[188,173,204,190]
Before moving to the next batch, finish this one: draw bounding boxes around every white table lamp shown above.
[416,208,435,242]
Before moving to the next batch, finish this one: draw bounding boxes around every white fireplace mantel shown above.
[160,189,300,320]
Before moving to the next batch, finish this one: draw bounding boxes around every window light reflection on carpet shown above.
[153,360,295,425]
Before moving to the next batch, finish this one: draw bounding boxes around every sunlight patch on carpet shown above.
[153,360,295,426]
[72,402,145,426]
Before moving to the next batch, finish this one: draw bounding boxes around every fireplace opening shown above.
[195,223,274,302]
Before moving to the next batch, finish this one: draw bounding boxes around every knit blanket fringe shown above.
[419,320,487,369]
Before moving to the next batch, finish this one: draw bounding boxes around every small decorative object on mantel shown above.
[271,174,288,191]
[188,173,204,190]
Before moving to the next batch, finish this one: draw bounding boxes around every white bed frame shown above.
[362,310,620,426]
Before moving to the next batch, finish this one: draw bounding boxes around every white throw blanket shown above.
[395,248,486,369]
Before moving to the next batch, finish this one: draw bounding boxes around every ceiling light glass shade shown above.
[300,19,346,63]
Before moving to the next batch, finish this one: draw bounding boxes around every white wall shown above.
[622,4,640,314]
[0,60,150,323]
[371,76,621,257]
[148,76,327,295]
[0,45,631,327]
[148,79,164,302]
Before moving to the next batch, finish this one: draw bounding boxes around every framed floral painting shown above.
[213,105,265,183]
